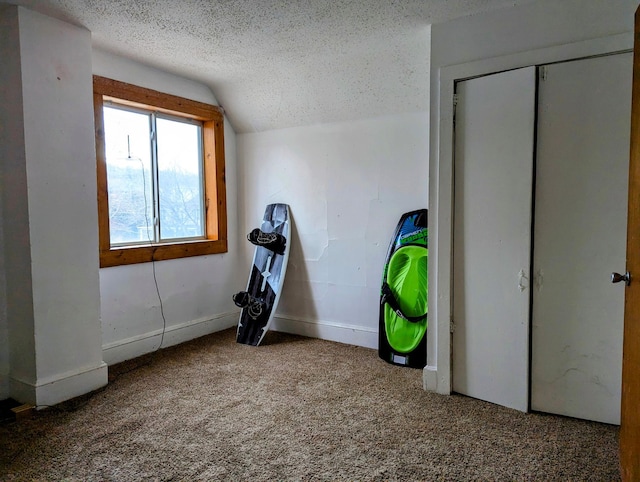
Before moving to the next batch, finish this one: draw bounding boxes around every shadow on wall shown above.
[274,210,319,336]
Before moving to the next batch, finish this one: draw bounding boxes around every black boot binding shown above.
[233,291,266,320]
[247,228,286,255]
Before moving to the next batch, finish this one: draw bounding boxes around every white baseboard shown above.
[102,311,239,365]
[422,365,450,395]
[423,365,438,392]
[10,362,108,407]
[271,315,377,349]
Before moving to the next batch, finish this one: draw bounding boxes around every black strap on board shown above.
[380,283,427,323]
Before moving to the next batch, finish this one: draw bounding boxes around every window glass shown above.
[103,106,153,245]
[156,117,204,240]
[103,106,205,246]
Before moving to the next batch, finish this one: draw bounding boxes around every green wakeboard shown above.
[379,210,428,368]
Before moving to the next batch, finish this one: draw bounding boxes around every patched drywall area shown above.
[237,112,429,347]
[94,50,242,364]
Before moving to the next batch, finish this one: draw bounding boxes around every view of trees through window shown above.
[103,105,204,245]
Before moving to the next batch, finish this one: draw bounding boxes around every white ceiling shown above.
[7,0,535,133]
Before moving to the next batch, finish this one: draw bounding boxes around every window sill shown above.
[100,238,228,268]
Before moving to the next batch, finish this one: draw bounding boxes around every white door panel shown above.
[531,53,632,424]
[453,67,537,412]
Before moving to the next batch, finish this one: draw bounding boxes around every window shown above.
[93,76,227,267]
[103,106,205,244]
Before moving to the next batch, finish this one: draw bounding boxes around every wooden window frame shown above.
[93,76,227,268]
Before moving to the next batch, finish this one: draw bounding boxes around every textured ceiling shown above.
[6,0,535,133]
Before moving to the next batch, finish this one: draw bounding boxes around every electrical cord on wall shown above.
[131,139,167,353]
[151,256,167,352]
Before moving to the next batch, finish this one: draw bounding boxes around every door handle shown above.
[611,271,631,286]
[518,269,528,292]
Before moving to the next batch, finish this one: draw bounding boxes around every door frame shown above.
[620,7,640,478]
[425,32,633,395]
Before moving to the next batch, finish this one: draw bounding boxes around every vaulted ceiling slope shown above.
[6,0,535,133]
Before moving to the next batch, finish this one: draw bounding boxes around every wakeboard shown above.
[234,203,291,346]
[379,209,428,368]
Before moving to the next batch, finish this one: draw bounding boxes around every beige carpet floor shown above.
[0,328,620,480]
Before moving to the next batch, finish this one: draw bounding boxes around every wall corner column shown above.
[0,5,107,406]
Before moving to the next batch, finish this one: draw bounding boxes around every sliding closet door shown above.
[532,53,632,424]
[453,67,536,412]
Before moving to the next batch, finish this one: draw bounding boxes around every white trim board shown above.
[428,32,634,395]
[104,311,377,366]
[10,362,108,408]
[271,315,377,349]
[102,311,239,365]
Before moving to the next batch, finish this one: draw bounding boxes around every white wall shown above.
[93,50,242,364]
[237,112,429,347]
[426,0,637,394]
[0,179,6,400]
[0,4,22,401]
[1,6,108,406]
